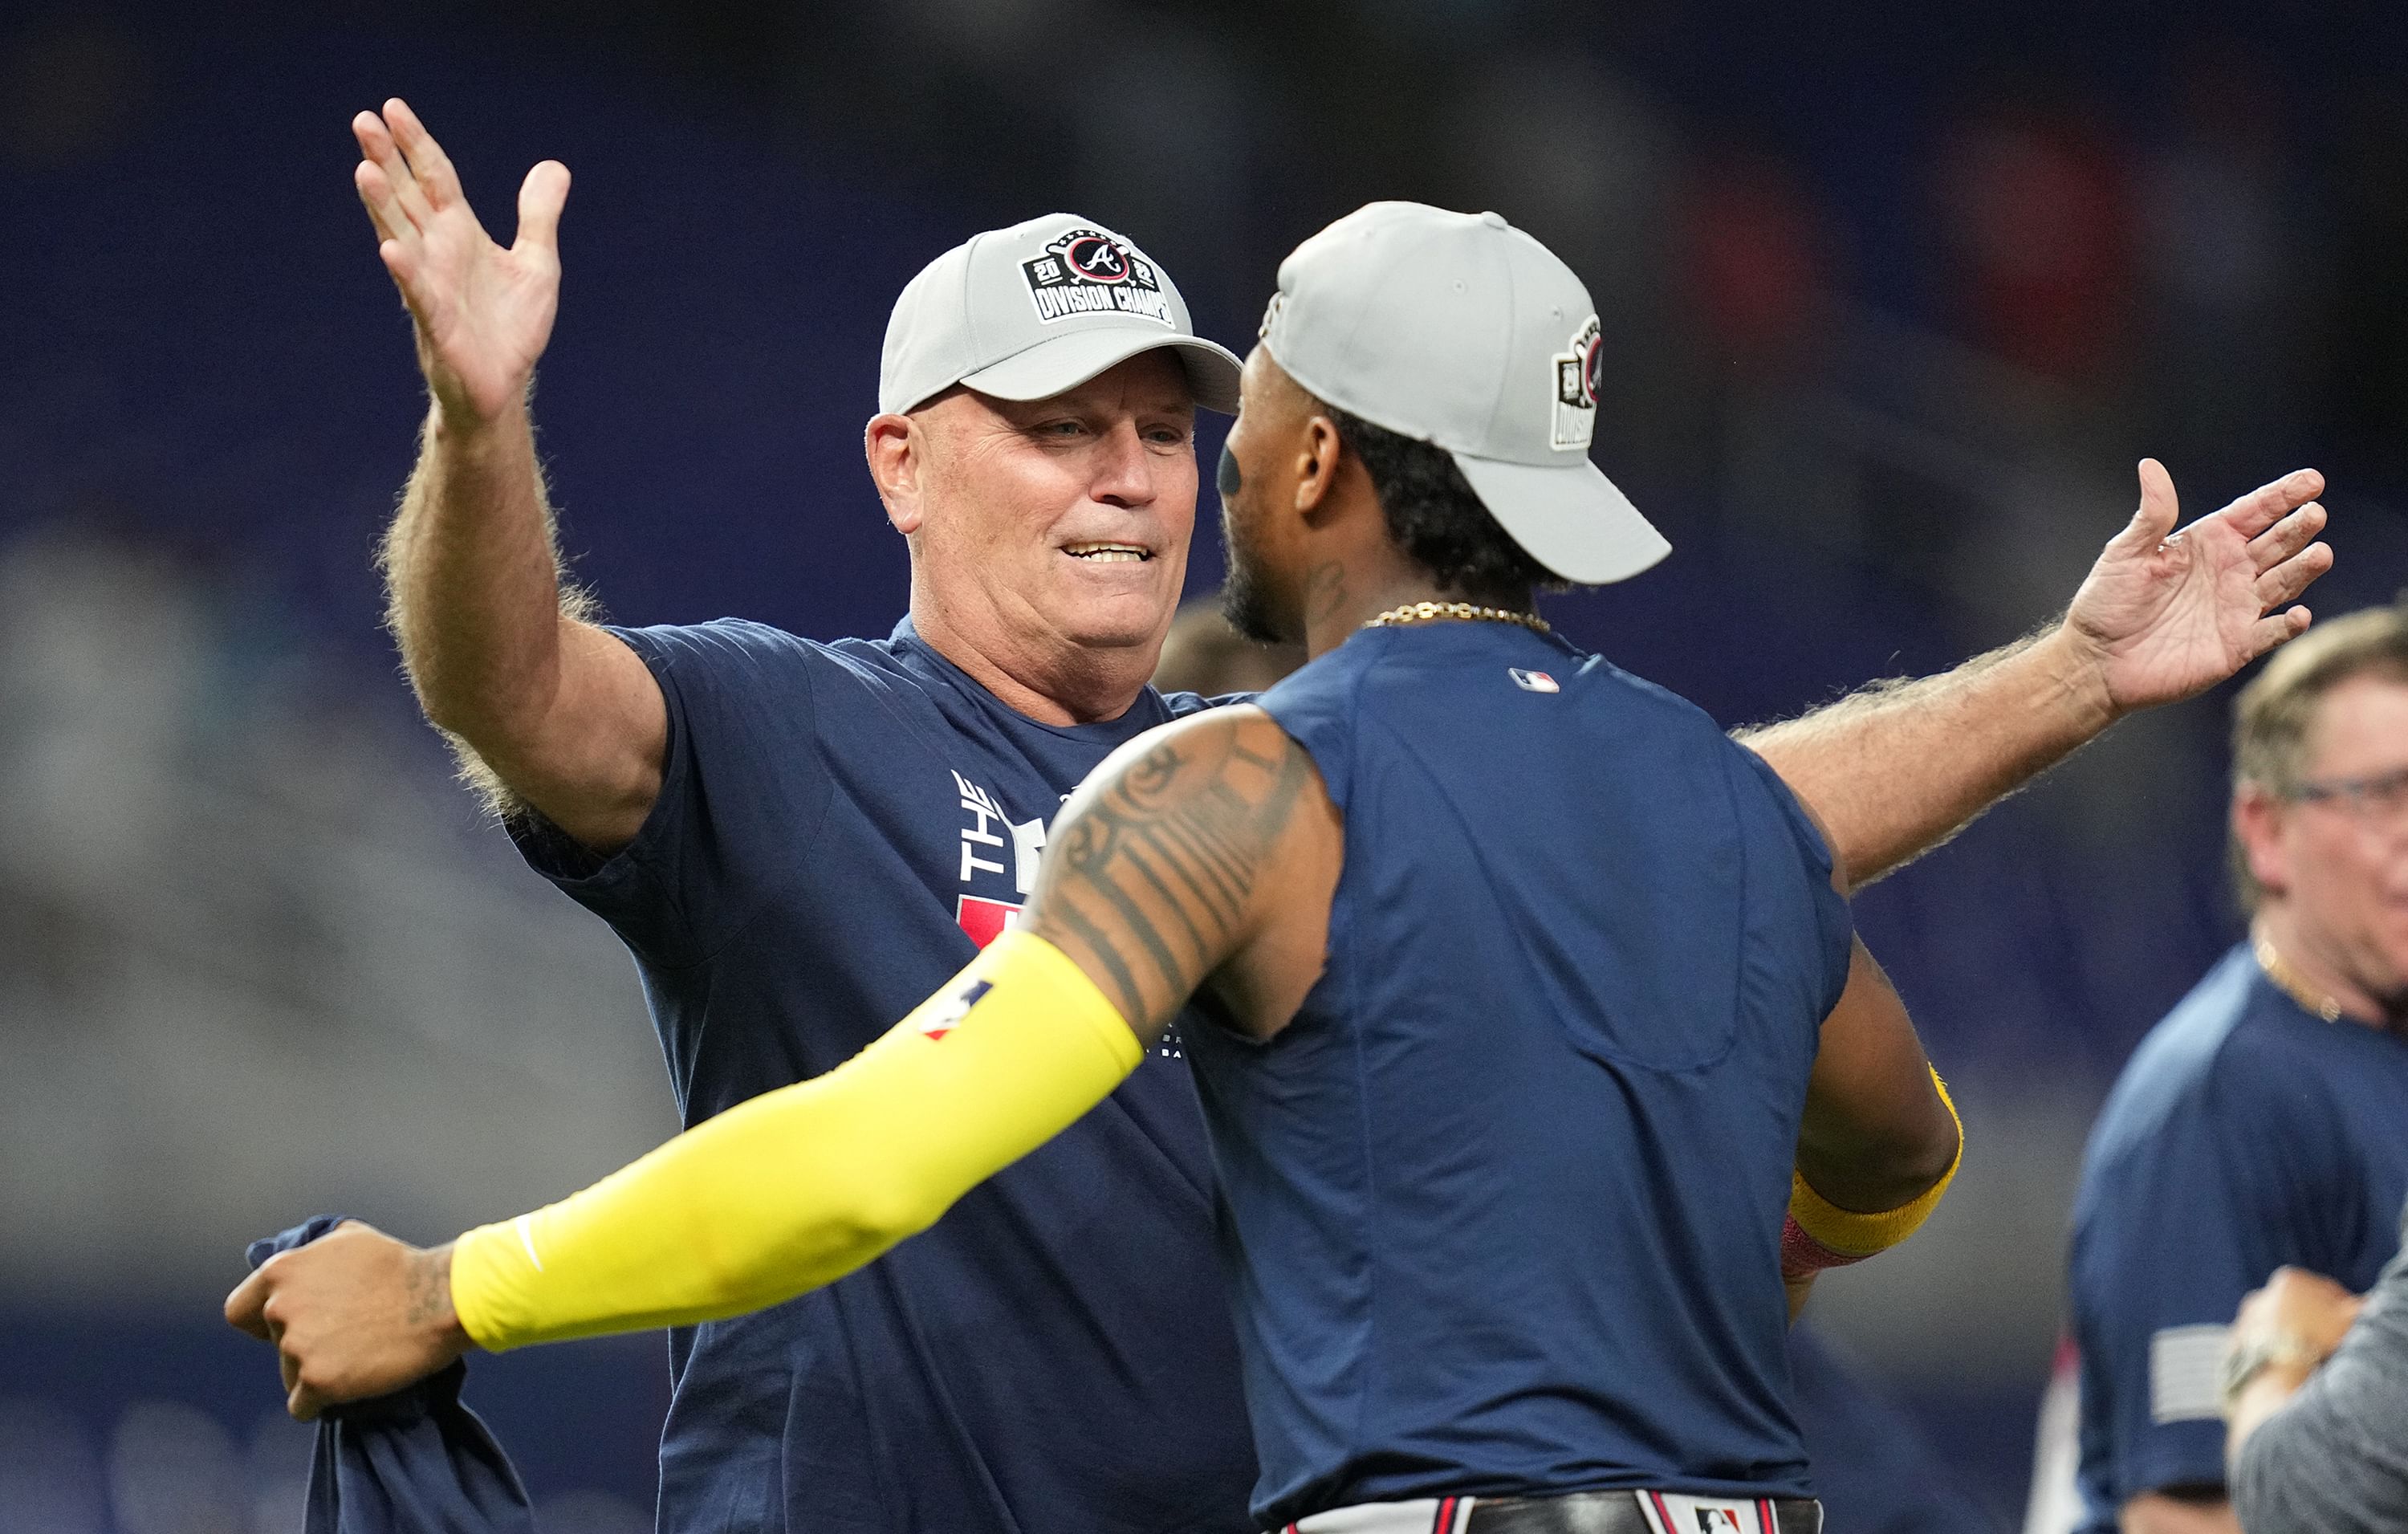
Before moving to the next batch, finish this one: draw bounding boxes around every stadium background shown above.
[4,0,2406,1528]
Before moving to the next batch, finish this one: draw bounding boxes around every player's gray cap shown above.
[1260,201,1669,584]
[880,213,1242,417]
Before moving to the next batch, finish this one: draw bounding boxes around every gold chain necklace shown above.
[1362,600,1551,635]
[2253,928,2345,1024]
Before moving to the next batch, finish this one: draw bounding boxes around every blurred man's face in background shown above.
[2241,673,2408,1008]
[901,350,1198,657]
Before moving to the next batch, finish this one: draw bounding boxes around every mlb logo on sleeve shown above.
[1509,668,1560,694]
[920,978,993,1042]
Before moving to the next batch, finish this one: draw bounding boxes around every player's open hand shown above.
[352,99,568,426]
[2057,461,2332,717]
[224,1220,471,1420]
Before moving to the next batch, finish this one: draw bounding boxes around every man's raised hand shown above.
[2059,460,2333,718]
[352,99,568,426]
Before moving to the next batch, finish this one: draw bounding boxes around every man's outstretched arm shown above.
[353,98,664,849]
[1743,461,2330,887]
[223,710,1329,1417]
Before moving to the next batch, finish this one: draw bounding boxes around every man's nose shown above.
[1089,420,1157,509]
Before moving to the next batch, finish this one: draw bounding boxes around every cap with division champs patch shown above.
[881,213,1243,417]
[1259,201,1670,584]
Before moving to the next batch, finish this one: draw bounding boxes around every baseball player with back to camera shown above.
[236,196,2338,1533]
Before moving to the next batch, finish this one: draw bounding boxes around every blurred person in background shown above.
[329,90,2333,1534]
[2064,599,2408,1534]
[2219,1206,2408,1532]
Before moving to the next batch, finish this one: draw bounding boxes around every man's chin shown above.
[1049,596,1178,653]
[1218,580,1295,647]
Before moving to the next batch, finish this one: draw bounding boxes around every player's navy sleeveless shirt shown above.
[1187,621,1854,1525]
[511,616,1257,1534]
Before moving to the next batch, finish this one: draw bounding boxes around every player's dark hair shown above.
[2227,594,2408,912]
[1325,408,1562,611]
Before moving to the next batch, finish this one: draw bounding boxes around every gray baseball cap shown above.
[880,213,1242,417]
[1260,201,1669,584]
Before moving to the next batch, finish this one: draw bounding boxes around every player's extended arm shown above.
[225,710,1331,1415]
[354,98,664,850]
[1741,461,2331,888]
[1781,938,1964,1318]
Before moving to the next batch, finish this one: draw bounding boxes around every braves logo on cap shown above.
[1551,313,1603,451]
[1023,228,1174,327]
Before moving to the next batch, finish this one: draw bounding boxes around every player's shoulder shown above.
[609,616,822,671]
[2083,946,2318,1172]
[1072,702,1304,814]
[1110,699,1287,760]
[613,616,934,693]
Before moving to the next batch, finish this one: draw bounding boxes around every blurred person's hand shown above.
[351,99,568,427]
[2057,461,2331,716]
[2233,1267,2365,1369]
[225,1220,470,1420]
[2221,1265,2364,1457]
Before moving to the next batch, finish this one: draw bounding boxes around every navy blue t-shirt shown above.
[2068,945,2408,1531]
[1186,624,1853,1524]
[510,616,1258,1534]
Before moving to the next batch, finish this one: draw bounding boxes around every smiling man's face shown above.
[905,350,1198,662]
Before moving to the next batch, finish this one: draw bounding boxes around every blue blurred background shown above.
[3,1,2406,1528]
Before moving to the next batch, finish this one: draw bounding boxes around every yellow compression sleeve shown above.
[449,929,1141,1351]
[1788,1065,1963,1259]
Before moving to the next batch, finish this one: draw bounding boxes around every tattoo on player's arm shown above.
[1027,721,1316,1031]
[405,1247,454,1329]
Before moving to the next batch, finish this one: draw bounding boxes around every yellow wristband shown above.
[452,929,1141,1351]
[1788,1065,1963,1259]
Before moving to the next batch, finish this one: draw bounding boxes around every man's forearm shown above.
[1740,624,2117,888]
[378,397,577,745]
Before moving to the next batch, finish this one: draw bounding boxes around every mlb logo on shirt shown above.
[1509,667,1560,694]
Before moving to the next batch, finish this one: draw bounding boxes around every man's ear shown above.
[2233,784,2292,901]
[864,413,926,535]
[1295,415,1343,517]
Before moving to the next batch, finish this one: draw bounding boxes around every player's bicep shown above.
[1797,939,1959,1211]
[1024,707,1326,1041]
[486,617,668,852]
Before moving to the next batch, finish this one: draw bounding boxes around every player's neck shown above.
[1299,559,1535,661]
[2253,909,2406,1033]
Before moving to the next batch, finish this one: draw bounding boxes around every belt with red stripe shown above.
[1281,1491,1823,1534]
